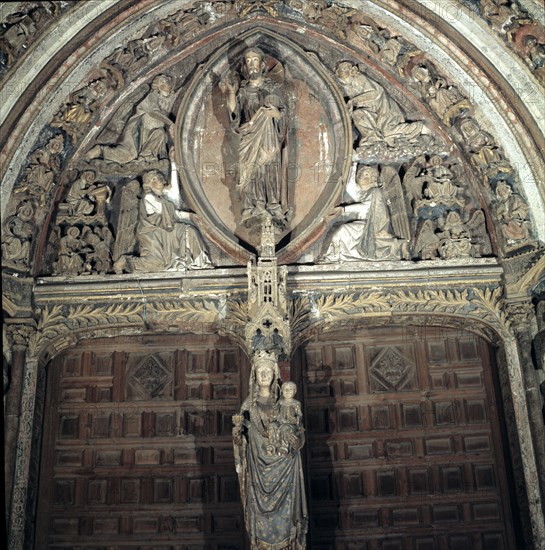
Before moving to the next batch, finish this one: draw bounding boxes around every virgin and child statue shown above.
[233,352,308,549]
[224,48,288,227]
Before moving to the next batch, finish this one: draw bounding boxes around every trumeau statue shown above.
[321,164,410,262]
[233,351,308,550]
[113,170,212,273]
[224,47,288,227]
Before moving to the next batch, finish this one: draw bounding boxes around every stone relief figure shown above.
[1,201,35,268]
[481,0,519,34]
[86,74,175,165]
[15,134,64,207]
[410,64,470,126]
[81,225,114,274]
[494,181,531,243]
[523,35,545,82]
[113,170,212,273]
[53,77,114,139]
[112,180,140,264]
[437,211,472,259]
[414,209,490,261]
[232,352,307,549]
[458,118,512,186]
[58,170,111,218]
[403,156,465,217]
[53,226,86,276]
[321,165,409,262]
[0,2,62,73]
[335,61,430,156]
[49,169,113,276]
[414,219,440,260]
[224,47,288,226]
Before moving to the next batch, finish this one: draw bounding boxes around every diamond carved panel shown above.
[370,346,416,392]
[128,354,172,399]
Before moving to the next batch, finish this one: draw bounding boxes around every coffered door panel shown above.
[36,335,248,550]
[299,326,519,550]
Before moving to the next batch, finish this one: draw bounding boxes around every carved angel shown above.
[113,170,213,273]
[321,164,410,262]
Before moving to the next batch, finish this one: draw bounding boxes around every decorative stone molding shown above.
[28,298,222,363]
[289,286,511,349]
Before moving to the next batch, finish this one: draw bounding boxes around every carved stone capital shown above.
[2,273,34,317]
[5,320,36,351]
[505,299,536,336]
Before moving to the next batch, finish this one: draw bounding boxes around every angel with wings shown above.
[320,164,410,262]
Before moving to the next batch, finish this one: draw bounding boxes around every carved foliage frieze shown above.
[28,299,222,361]
[290,286,511,348]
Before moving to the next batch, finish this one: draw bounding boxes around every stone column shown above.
[7,350,40,550]
[502,336,545,548]
[4,322,34,526]
[507,299,545,506]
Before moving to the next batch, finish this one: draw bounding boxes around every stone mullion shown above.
[7,355,39,550]
[503,336,545,548]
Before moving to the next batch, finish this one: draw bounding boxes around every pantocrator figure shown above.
[224,47,288,227]
[233,351,308,549]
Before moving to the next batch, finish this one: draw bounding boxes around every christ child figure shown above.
[276,382,303,455]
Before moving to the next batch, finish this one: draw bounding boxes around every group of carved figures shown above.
[233,351,308,549]
[319,155,494,263]
[42,70,212,276]
[3,39,535,276]
[48,167,212,276]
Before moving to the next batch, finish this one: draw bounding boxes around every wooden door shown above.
[35,327,519,550]
[298,326,519,550]
[36,334,249,550]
